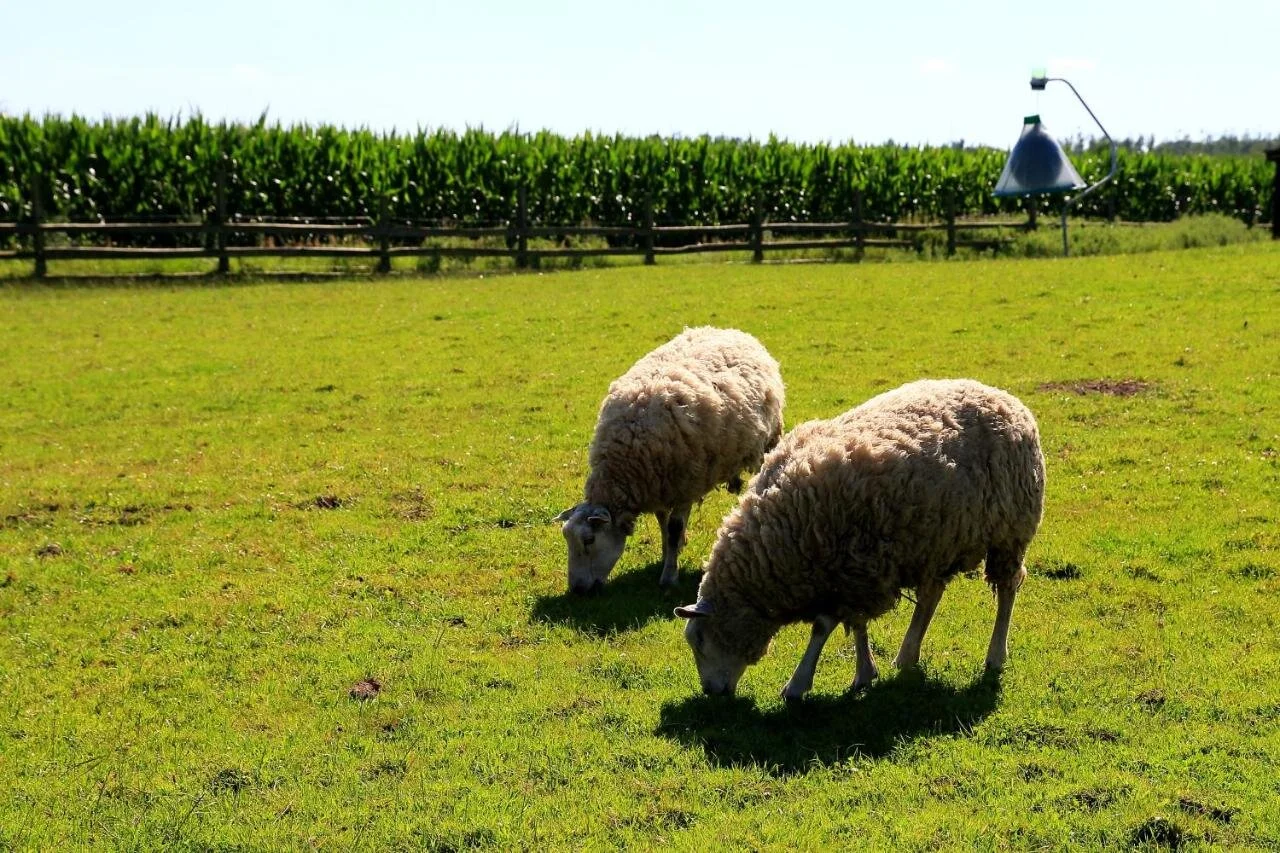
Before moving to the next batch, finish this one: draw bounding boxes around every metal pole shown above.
[1034,76,1118,257]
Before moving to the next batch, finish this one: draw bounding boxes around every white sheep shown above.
[675,378,1045,698]
[558,326,785,594]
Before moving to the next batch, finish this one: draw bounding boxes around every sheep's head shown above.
[674,597,772,696]
[556,503,635,594]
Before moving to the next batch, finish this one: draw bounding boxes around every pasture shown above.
[2,243,1279,849]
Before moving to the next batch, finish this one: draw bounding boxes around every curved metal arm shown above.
[1032,76,1118,255]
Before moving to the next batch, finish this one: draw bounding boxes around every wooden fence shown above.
[0,183,1033,278]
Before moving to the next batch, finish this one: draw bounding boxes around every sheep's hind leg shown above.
[658,503,691,587]
[781,614,838,701]
[851,619,879,691]
[984,546,1028,671]
[893,579,946,671]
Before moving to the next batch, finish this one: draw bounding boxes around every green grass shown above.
[2,243,1279,849]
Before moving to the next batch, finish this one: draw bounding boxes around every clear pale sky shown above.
[4,0,1277,148]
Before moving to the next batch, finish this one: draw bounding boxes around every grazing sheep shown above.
[558,327,785,594]
[675,378,1045,698]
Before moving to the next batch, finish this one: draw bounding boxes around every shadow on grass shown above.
[655,669,1002,775]
[529,561,701,636]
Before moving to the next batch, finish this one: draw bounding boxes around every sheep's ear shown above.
[586,508,611,528]
[674,600,713,619]
[554,507,576,523]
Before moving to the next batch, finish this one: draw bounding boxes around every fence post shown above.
[376,195,391,274]
[215,161,230,274]
[516,186,529,269]
[945,191,957,257]
[852,188,864,261]
[30,172,46,279]
[642,194,655,265]
[1267,147,1279,239]
[750,198,764,263]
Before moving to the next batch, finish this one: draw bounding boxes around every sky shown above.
[3,0,1278,149]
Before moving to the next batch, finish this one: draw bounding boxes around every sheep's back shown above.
[707,379,1043,621]
[586,327,784,511]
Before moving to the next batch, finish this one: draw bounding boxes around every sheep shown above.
[558,326,785,595]
[674,378,1045,698]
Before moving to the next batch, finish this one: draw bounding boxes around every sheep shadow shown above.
[529,562,702,636]
[655,669,1002,775]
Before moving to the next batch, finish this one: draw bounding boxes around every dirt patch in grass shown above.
[1136,688,1167,710]
[308,495,345,510]
[349,678,382,701]
[1130,815,1185,848]
[210,768,256,794]
[363,758,407,780]
[1177,797,1236,825]
[1034,558,1083,580]
[35,543,63,558]
[1038,378,1152,397]
[2,503,63,529]
[1064,787,1122,812]
[390,488,432,521]
[80,504,151,527]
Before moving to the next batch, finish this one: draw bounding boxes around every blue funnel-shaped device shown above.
[993,115,1086,197]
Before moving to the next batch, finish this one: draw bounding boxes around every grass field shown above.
[2,243,1279,849]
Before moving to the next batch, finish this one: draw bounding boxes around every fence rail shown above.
[1,181,1033,277]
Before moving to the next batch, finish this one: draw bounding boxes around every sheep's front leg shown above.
[781,614,838,701]
[893,579,946,671]
[851,619,879,691]
[658,503,691,587]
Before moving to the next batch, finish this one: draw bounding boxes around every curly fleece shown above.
[695,378,1045,661]
[583,327,785,514]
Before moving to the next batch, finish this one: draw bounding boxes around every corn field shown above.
[0,115,1272,228]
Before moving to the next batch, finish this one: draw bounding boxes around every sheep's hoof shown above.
[850,671,878,693]
[658,571,679,589]
[780,683,809,703]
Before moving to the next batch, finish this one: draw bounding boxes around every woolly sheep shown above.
[675,378,1045,698]
[558,326,785,595]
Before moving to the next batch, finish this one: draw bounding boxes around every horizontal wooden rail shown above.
[232,215,375,224]
[43,247,213,260]
[765,222,865,235]
[654,223,753,236]
[652,242,750,256]
[226,222,374,237]
[0,221,208,236]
